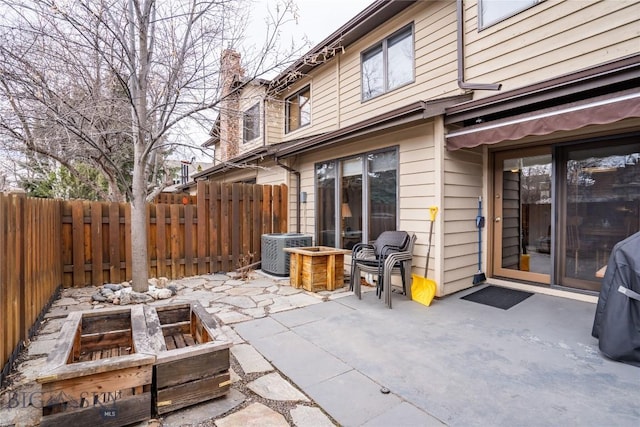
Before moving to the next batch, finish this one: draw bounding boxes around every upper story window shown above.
[479,0,539,29]
[243,103,260,143]
[361,25,414,101]
[286,86,311,133]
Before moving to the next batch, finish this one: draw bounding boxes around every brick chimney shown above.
[220,49,244,162]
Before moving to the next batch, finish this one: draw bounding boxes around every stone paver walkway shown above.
[0,272,366,427]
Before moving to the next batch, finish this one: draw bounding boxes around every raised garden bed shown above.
[143,302,232,415]
[37,305,155,427]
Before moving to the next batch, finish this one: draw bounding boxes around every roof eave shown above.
[192,146,270,180]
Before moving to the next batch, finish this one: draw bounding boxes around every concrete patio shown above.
[1,275,638,426]
[235,284,640,426]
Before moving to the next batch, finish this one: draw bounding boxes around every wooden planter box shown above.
[284,246,350,292]
[37,306,155,427]
[143,302,232,415]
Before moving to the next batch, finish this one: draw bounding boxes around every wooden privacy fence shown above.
[62,181,288,287]
[1,181,287,384]
[1,193,63,387]
[154,193,197,205]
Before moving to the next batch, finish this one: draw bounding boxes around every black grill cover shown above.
[592,231,640,367]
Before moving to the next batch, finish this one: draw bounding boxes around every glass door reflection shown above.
[560,144,640,291]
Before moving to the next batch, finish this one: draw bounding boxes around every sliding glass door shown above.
[558,141,640,291]
[492,136,639,292]
[316,148,398,250]
[493,148,552,284]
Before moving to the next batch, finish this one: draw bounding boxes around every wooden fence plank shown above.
[8,195,21,366]
[23,196,33,339]
[209,182,220,274]
[242,184,251,265]
[170,204,180,278]
[262,185,272,235]
[71,202,85,286]
[90,201,103,286]
[124,203,132,282]
[279,184,288,232]
[184,205,194,277]
[272,185,281,232]
[196,181,207,275]
[147,203,157,278]
[61,202,72,287]
[253,186,262,263]
[0,195,7,371]
[231,183,240,271]
[156,204,167,278]
[220,184,230,273]
[109,202,120,283]
[147,203,153,278]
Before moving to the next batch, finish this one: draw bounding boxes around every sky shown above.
[251,0,374,47]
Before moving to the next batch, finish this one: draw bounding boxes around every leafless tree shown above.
[0,0,305,291]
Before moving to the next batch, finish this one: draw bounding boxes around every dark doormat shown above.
[461,285,534,310]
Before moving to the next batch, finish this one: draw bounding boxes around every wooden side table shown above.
[283,246,350,292]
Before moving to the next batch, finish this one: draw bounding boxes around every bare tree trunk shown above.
[131,143,149,291]
[130,0,152,292]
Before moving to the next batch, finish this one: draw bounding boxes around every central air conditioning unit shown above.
[261,233,312,276]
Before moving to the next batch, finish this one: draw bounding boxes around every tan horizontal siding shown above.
[256,160,286,186]
[443,208,481,222]
[398,122,437,280]
[443,273,479,295]
[445,230,480,246]
[308,62,339,134]
[444,242,478,258]
[440,142,483,295]
[464,0,640,96]
[444,219,477,234]
[264,98,284,145]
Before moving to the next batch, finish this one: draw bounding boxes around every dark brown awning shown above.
[446,90,640,150]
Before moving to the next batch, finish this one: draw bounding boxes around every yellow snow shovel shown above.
[411,206,438,307]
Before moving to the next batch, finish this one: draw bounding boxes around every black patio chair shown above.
[350,231,416,308]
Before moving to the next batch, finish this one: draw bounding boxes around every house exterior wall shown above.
[462,0,640,97]
[265,97,284,147]
[203,0,639,297]
[441,143,483,295]
[286,121,440,288]
[276,0,460,144]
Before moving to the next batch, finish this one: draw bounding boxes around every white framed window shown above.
[479,0,539,29]
[285,86,311,133]
[361,25,414,101]
[243,103,260,143]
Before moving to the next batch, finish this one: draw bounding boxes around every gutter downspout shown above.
[457,0,501,91]
[275,158,301,234]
